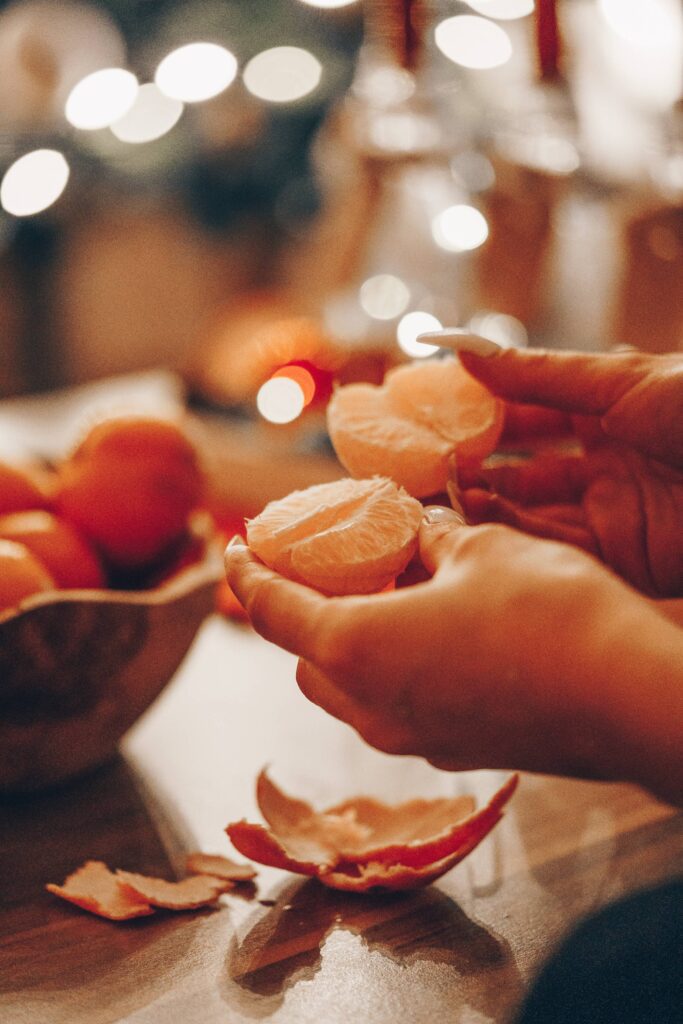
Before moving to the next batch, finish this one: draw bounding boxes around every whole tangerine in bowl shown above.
[0,539,56,613]
[0,510,106,590]
[0,460,53,514]
[57,415,204,571]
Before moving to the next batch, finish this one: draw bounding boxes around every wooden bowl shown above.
[0,537,224,794]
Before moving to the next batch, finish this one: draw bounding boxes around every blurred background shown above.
[0,0,681,418]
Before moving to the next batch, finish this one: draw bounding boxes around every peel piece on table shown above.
[46,860,154,920]
[185,851,257,882]
[115,870,234,909]
[226,770,518,893]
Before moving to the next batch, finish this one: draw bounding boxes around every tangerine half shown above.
[327,357,504,498]
[245,476,423,596]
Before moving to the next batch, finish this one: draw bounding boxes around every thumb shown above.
[418,505,467,576]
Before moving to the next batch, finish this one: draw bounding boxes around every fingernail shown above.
[423,505,466,525]
[225,534,246,550]
[417,331,503,357]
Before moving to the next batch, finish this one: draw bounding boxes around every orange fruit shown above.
[0,510,106,590]
[0,461,52,515]
[327,357,504,498]
[0,538,55,614]
[57,416,204,571]
[246,476,423,595]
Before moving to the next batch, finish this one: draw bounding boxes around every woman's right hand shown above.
[226,509,683,806]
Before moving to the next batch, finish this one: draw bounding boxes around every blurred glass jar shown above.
[299,0,497,369]
[612,102,683,353]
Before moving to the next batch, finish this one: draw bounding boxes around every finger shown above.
[502,401,573,442]
[296,660,414,756]
[650,598,683,628]
[457,452,589,505]
[439,338,645,416]
[530,504,590,526]
[460,489,600,555]
[224,538,333,660]
[296,658,368,725]
[418,505,468,577]
[600,363,683,468]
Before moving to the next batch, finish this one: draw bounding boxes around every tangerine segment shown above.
[385,358,504,461]
[0,539,55,613]
[327,385,452,499]
[0,510,106,590]
[246,476,423,596]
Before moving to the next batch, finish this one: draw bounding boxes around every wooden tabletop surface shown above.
[1,615,681,1024]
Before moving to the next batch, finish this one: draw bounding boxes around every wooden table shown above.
[1,615,681,1024]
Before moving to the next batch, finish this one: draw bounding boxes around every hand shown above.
[225,512,683,805]
[445,344,683,598]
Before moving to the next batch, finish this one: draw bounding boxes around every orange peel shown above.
[47,854,257,920]
[227,770,518,892]
[46,860,154,920]
[185,851,257,882]
[115,870,233,909]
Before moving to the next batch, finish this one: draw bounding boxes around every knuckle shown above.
[242,576,277,635]
[314,605,372,678]
[359,719,412,757]
[452,523,511,560]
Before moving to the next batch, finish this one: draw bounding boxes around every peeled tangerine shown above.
[246,476,423,596]
[227,770,518,893]
[327,357,504,499]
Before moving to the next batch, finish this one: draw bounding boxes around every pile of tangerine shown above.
[0,416,205,616]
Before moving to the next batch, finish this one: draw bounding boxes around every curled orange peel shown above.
[226,770,518,892]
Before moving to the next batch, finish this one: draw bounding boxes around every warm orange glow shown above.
[272,364,316,405]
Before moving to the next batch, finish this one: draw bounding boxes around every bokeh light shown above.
[257,376,306,423]
[155,43,238,103]
[1,150,70,216]
[435,16,513,70]
[598,0,679,48]
[243,47,322,104]
[451,151,496,193]
[110,83,184,144]
[368,112,440,154]
[465,1,534,20]
[272,365,316,405]
[397,312,442,358]
[65,68,138,130]
[296,0,359,7]
[468,311,528,348]
[353,66,416,106]
[359,275,410,320]
[432,205,489,252]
